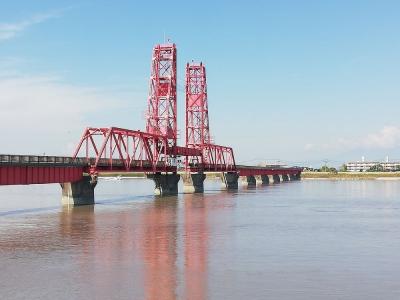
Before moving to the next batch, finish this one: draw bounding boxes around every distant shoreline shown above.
[301,171,400,180]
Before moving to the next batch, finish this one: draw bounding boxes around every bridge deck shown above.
[236,165,302,176]
[0,155,302,185]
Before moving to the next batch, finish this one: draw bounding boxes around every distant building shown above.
[346,158,400,172]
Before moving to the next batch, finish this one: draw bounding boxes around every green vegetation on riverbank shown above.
[302,171,400,180]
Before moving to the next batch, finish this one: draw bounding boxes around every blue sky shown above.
[1,1,399,167]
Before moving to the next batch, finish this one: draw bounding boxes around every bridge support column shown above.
[273,174,281,183]
[246,175,257,186]
[147,173,180,196]
[222,172,239,190]
[282,174,289,182]
[261,175,270,185]
[290,173,301,180]
[61,175,97,206]
[182,173,206,193]
[267,175,274,184]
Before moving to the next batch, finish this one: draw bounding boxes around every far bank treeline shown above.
[302,164,400,179]
[305,164,400,173]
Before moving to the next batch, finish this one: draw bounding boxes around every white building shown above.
[346,157,400,172]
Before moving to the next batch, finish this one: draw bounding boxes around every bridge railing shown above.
[0,155,178,173]
[0,155,87,166]
[94,158,177,171]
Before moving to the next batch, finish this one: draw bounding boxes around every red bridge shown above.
[0,42,302,205]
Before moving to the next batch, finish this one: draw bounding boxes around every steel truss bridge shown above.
[0,42,302,201]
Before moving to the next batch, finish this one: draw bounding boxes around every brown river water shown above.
[0,179,400,299]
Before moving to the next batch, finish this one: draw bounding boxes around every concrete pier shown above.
[245,175,257,186]
[222,172,239,190]
[289,173,301,181]
[255,175,263,185]
[273,174,281,183]
[61,175,97,206]
[267,175,274,184]
[261,175,270,185]
[147,173,180,196]
[282,174,289,182]
[182,172,206,193]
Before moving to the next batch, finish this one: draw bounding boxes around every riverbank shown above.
[302,171,400,180]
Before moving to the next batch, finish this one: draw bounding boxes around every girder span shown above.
[72,127,176,173]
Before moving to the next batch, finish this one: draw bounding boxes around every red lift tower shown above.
[146,43,178,148]
[185,62,236,171]
[186,62,211,149]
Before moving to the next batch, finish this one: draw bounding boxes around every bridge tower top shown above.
[146,43,177,147]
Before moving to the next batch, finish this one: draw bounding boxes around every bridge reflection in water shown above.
[139,197,179,300]
[0,189,235,299]
[63,194,215,300]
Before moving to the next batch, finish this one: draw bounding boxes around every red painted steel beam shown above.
[168,146,202,157]
[0,166,83,185]
[93,165,177,173]
[237,167,303,176]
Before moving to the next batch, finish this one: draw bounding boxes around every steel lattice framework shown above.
[146,43,177,148]
[72,127,175,173]
[72,45,237,175]
[186,62,211,148]
[185,62,236,171]
[200,143,236,172]
[72,127,201,174]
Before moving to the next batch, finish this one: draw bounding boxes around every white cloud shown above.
[0,12,58,41]
[0,73,127,155]
[305,125,400,152]
[362,126,400,148]
[304,143,315,151]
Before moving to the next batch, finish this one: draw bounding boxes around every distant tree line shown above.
[303,166,337,172]
[304,163,400,173]
[365,164,400,172]
[319,165,338,173]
